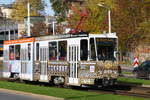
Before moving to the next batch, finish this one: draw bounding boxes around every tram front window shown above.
[96,38,116,61]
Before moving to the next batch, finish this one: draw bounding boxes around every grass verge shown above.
[118,77,150,85]
[0,80,149,100]
[122,71,133,75]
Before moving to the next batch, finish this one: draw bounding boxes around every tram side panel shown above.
[34,40,70,84]
[3,44,21,78]
[78,61,118,86]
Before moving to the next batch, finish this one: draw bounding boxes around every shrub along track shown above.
[0,78,150,99]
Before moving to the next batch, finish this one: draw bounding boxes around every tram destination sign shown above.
[56,32,89,39]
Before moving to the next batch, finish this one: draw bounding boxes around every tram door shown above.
[39,42,48,82]
[68,42,79,85]
[20,43,33,81]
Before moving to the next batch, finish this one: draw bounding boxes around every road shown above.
[0,91,47,100]
[120,64,137,78]
[0,89,61,100]
[120,64,133,72]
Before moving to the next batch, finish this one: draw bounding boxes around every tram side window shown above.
[15,45,20,60]
[80,39,88,61]
[49,42,57,60]
[36,43,39,60]
[9,45,15,60]
[28,44,31,60]
[58,41,67,60]
[90,38,96,60]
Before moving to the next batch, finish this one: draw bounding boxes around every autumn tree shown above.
[11,0,45,21]
[31,22,48,36]
[49,0,150,55]
[112,0,150,53]
[67,0,115,33]
[50,0,69,22]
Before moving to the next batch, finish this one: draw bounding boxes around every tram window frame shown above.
[58,41,67,61]
[28,44,31,60]
[49,42,57,60]
[36,43,40,60]
[90,38,96,61]
[9,45,15,60]
[96,38,116,60]
[15,45,20,60]
[80,39,88,61]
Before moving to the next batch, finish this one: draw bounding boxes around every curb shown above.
[0,88,64,100]
[142,84,150,88]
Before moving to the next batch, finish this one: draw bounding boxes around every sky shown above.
[0,0,54,16]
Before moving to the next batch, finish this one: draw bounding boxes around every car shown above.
[133,60,150,79]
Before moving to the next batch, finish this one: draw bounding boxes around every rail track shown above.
[88,86,150,99]
[0,78,150,99]
[87,84,150,99]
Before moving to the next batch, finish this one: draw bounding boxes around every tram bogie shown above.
[3,32,119,86]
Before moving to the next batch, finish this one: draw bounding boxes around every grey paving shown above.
[0,91,49,100]
[120,64,133,72]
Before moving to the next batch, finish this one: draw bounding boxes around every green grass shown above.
[0,80,149,100]
[122,71,133,75]
[118,77,150,85]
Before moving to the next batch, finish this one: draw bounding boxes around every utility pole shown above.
[97,4,111,33]
[27,1,31,37]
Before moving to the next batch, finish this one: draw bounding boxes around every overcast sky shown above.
[0,0,54,16]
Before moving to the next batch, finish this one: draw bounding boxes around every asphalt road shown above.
[0,88,63,100]
[0,91,44,100]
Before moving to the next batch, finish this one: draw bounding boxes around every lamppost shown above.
[27,0,31,37]
[97,3,111,33]
[4,13,6,40]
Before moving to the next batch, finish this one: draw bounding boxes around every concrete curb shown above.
[0,88,64,100]
[142,84,150,88]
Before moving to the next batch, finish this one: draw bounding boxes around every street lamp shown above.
[97,3,111,33]
[27,0,31,37]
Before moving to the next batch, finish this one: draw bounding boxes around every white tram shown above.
[3,32,118,86]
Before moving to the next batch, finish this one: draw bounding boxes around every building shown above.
[0,4,58,57]
[0,4,18,40]
[0,4,19,57]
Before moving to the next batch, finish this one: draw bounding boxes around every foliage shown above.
[50,0,69,22]
[67,0,115,33]
[0,80,149,100]
[111,0,150,52]
[31,22,48,36]
[49,0,150,52]
[11,0,45,21]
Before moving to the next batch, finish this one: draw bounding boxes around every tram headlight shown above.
[98,71,103,74]
[113,70,117,74]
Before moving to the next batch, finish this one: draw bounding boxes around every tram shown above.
[3,32,118,86]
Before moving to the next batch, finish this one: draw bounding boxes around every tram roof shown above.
[3,32,117,45]
[35,32,117,41]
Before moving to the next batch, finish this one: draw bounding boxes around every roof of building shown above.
[0,4,13,9]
